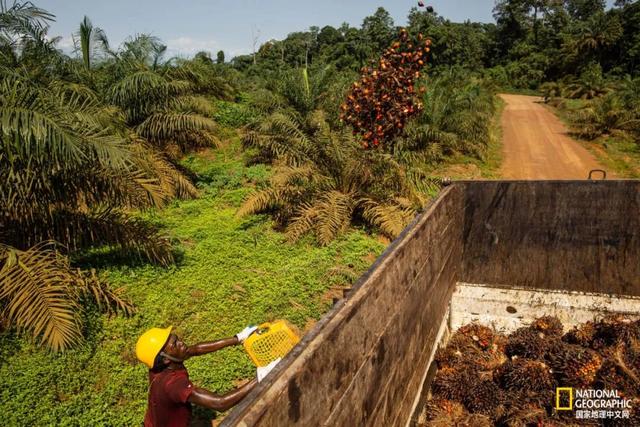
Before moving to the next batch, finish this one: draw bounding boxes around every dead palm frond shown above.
[0,242,133,351]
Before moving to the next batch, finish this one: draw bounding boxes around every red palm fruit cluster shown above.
[340,28,431,149]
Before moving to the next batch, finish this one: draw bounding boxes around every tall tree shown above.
[362,7,395,54]
[564,0,606,20]
[216,49,225,64]
[493,0,533,57]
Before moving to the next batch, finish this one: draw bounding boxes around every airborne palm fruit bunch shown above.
[340,28,431,149]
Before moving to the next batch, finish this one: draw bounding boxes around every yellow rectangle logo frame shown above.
[556,387,573,410]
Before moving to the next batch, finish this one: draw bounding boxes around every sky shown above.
[37,0,615,59]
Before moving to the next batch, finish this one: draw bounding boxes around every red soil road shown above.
[499,94,610,180]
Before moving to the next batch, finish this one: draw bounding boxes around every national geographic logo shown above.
[556,387,573,410]
[556,388,633,420]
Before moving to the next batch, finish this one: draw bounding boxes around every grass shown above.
[0,136,385,426]
[582,136,640,178]
[544,98,640,178]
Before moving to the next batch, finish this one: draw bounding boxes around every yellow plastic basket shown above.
[243,320,300,367]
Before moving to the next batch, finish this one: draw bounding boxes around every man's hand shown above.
[256,358,281,382]
[235,325,258,343]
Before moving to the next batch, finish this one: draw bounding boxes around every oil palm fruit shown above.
[530,316,564,337]
[494,359,556,393]
[341,28,431,150]
[546,343,603,387]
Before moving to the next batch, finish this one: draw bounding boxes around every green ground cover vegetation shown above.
[0,138,386,425]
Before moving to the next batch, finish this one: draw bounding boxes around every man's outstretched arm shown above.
[188,379,257,411]
[186,326,257,359]
[185,337,239,358]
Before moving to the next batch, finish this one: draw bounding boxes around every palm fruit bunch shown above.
[546,343,603,387]
[455,323,496,350]
[564,316,640,381]
[435,325,507,376]
[340,28,431,150]
[431,366,479,401]
[427,316,639,425]
[505,326,554,360]
[605,398,640,427]
[417,399,494,427]
[420,398,466,424]
[590,315,639,350]
[462,379,507,418]
[594,356,638,398]
[499,402,548,427]
[420,398,494,427]
[494,359,556,394]
[530,315,564,337]
[494,359,557,415]
[563,320,597,347]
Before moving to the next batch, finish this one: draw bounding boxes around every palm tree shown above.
[242,66,337,163]
[573,93,640,140]
[0,0,53,48]
[118,33,168,70]
[240,110,423,244]
[0,68,195,350]
[564,64,611,100]
[0,71,191,256]
[395,73,496,165]
[540,81,564,103]
[0,3,199,349]
[561,12,623,69]
[168,57,237,100]
[107,69,219,157]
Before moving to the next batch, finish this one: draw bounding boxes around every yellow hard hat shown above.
[136,326,172,369]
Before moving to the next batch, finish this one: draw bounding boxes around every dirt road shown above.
[499,94,608,179]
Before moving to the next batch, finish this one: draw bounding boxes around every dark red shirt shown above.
[144,368,194,427]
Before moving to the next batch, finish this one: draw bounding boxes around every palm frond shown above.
[314,190,355,245]
[0,242,82,351]
[237,188,282,217]
[285,202,318,242]
[0,0,54,47]
[0,242,133,351]
[242,112,315,166]
[360,198,416,239]
[108,70,191,123]
[77,268,134,316]
[171,95,217,117]
[137,112,216,146]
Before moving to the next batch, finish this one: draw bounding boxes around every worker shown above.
[136,325,279,427]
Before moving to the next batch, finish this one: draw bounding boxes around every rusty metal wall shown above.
[460,181,640,296]
[222,185,465,427]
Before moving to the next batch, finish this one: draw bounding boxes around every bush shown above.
[212,100,257,127]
